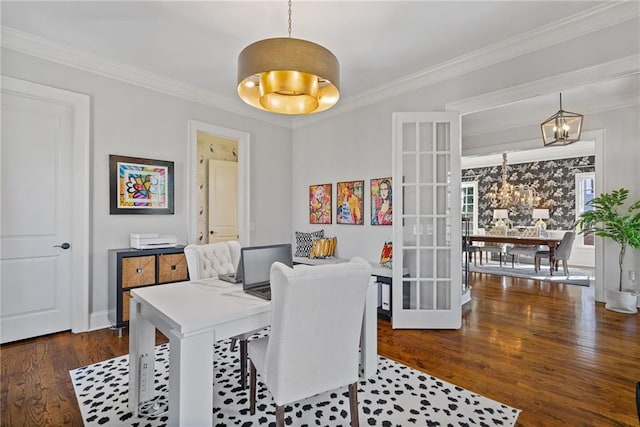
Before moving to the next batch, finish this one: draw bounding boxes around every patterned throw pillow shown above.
[308,237,337,259]
[294,230,324,257]
[380,241,392,268]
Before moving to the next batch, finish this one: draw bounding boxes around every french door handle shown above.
[53,242,71,250]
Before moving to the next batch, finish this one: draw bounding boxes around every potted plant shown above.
[575,188,640,313]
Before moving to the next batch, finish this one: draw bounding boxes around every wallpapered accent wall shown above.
[462,156,595,230]
[196,132,238,244]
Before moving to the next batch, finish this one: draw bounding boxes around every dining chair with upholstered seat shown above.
[506,245,540,268]
[534,231,576,275]
[478,242,506,266]
[184,240,255,389]
[248,257,373,427]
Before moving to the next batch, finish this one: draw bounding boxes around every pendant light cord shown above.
[288,0,292,38]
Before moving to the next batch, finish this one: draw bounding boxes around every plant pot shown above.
[605,289,638,314]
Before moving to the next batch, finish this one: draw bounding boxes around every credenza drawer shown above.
[158,253,188,283]
[121,255,156,288]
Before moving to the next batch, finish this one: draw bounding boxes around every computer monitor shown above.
[241,244,293,291]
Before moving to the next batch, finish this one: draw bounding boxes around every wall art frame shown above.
[371,177,393,225]
[109,154,174,215]
[336,180,365,225]
[309,183,332,224]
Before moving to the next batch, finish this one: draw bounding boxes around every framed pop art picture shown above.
[109,155,174,214]
[336,180,364,225]
[371,177,392,225]
[309,183,332,224]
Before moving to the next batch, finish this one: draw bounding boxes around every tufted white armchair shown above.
[184,240,253,388]
[184,240,241,280]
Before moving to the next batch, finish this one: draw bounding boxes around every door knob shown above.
[210,230,217,235]
[53,242,71,250]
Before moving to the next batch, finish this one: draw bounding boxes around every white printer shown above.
[130,233,178,249]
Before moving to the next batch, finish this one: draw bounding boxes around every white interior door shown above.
[1,77,90,343]
[208,159,238,242]
[392,112,462,329]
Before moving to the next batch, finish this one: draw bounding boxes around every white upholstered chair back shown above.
[184,241,241,280]
[251,257,372,407]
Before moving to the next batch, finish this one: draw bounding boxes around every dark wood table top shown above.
[468,235,562,247]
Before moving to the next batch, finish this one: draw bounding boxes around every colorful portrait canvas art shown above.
[336,180,364,225]
[371,177,392,225]
[309,183,332,224]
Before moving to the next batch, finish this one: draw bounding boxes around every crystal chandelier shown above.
[487,153,541,213]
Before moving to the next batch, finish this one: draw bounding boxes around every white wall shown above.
[2,48,293,328]
[290,18,640,295]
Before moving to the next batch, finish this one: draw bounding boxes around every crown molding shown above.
[448,54,640,116]
[462,139,596,169]
[1,0,636,131]
[0,26,293,129]
[461,88,639,138]
[293,1,639,129]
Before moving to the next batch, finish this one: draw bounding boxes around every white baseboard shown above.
[89,310,111,331]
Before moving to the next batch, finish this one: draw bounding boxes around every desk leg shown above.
[361,280,378,379]
[128,297,156,416]
[167,329,215,427]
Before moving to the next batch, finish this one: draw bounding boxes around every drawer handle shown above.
[171,265,177,270]
[136,268,144,274]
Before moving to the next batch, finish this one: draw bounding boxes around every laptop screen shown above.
[241,244,293,290]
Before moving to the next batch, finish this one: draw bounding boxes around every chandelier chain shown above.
[288,0,292,38]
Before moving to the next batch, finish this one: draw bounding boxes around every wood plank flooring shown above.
[1,272,638,426]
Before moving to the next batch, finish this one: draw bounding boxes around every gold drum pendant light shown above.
[237,1,340,115]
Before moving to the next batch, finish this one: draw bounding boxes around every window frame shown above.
[461,181,479,234]
[575,172,595,248]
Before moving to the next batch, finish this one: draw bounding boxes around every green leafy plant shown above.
[575,188,640,291]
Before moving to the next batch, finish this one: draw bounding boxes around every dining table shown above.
[467,234,563,275]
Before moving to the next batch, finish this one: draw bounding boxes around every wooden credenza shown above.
[108,246,188,332]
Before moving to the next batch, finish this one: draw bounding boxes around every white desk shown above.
[128,277,378,427]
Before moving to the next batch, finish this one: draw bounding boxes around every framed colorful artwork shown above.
[371,177,392,225]
[336,180,364,225]
[109,155,174,214]
[309,183,332,224]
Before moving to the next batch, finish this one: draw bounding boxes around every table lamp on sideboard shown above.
[532,208,549,232]
[493,209,509,228]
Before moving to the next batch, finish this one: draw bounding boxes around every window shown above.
[461,181,478,234]
[575,172,595,247]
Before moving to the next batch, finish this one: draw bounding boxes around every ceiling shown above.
[2,1,638,129]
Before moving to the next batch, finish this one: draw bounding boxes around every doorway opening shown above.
[187,120,250,247]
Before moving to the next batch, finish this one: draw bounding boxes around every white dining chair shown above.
[248,257,372,427]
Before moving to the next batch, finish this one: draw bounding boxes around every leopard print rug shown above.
[70,339,520,426]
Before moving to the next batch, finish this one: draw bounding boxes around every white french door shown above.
[391,112,462,329]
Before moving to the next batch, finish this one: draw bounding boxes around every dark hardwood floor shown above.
[2,272,638,426]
